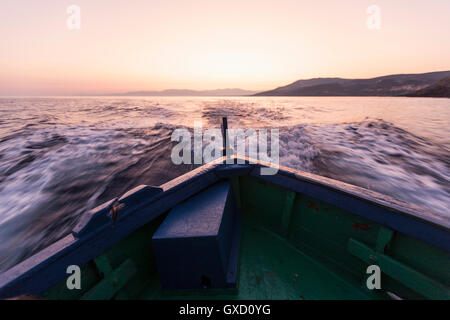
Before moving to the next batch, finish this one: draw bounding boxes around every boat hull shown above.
[0,156,448,300]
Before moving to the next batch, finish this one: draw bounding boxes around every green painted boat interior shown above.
[42,175,450,300]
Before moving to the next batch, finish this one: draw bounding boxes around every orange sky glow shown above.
[1,0,449,95]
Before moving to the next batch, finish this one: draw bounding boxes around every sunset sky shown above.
[1,0,449,95]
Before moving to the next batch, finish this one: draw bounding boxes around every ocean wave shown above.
[278,120,450,214]
[0,97,449,272]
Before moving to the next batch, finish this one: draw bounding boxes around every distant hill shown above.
[405,77,450,98]
[255,71,450,96]
[115,88,257,96]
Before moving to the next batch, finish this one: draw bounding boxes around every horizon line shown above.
[2,69,449,97]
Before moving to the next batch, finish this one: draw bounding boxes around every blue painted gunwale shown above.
[0,155,448,299]
[235,158,450,252]
[0,159,222,299]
